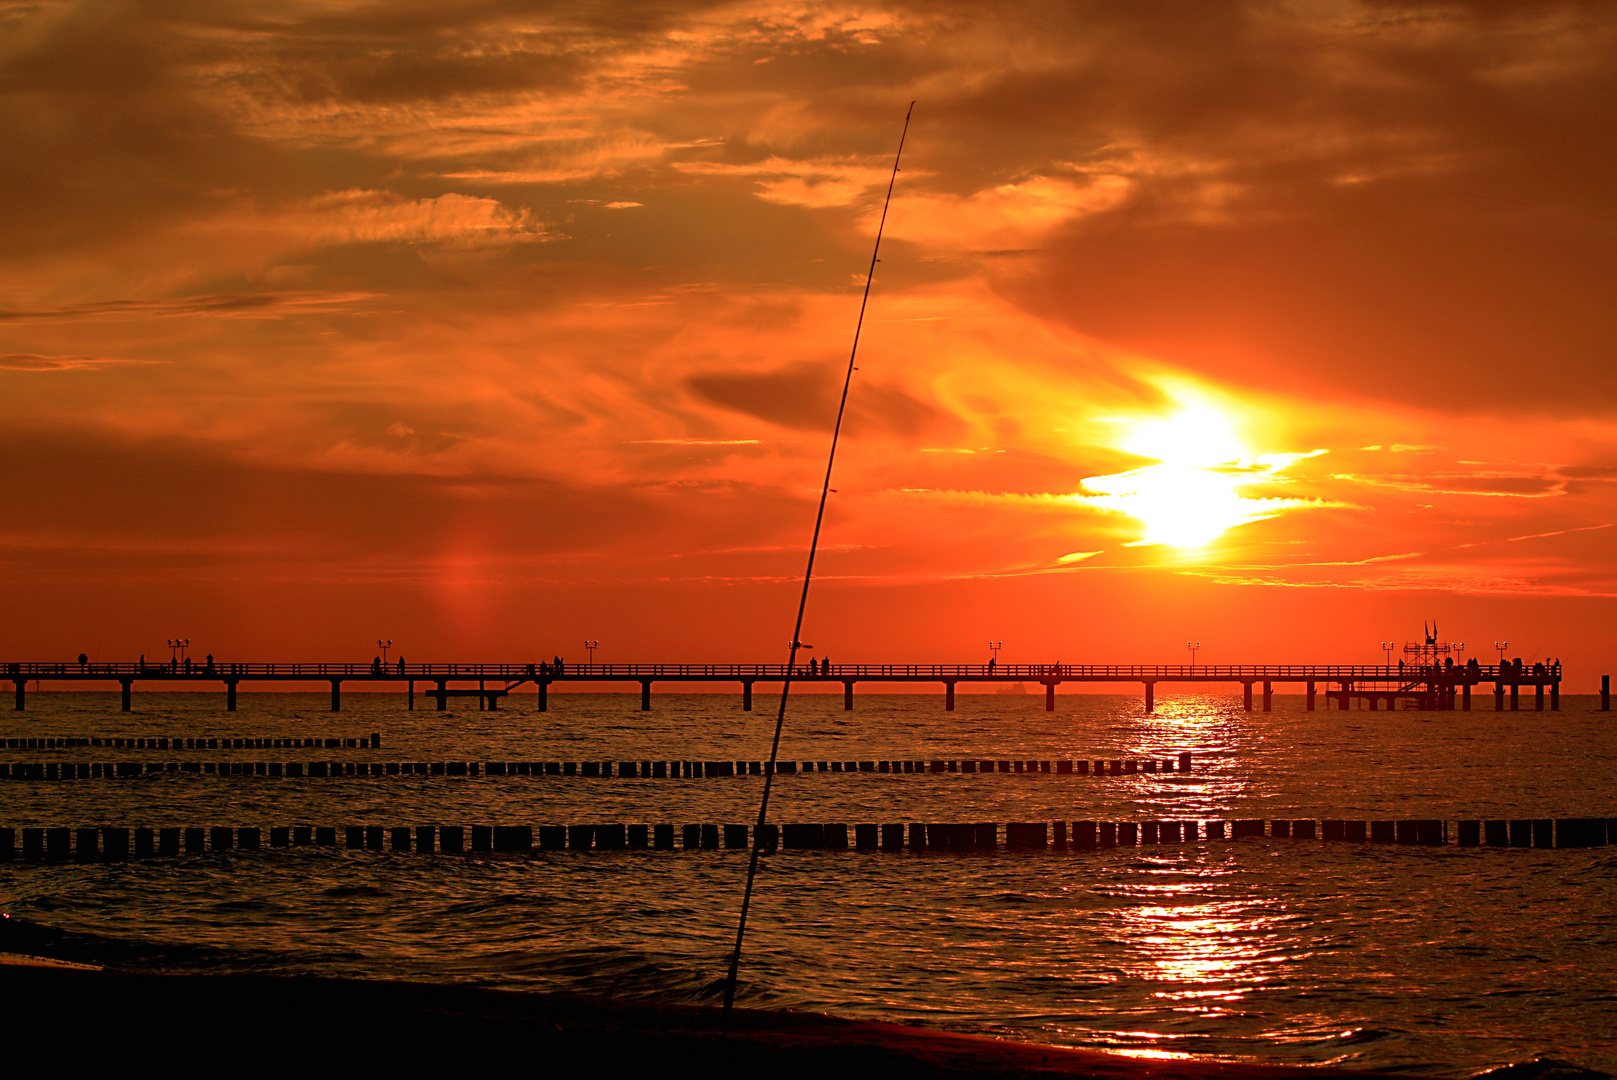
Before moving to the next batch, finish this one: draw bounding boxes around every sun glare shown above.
[1075,402,1318,549]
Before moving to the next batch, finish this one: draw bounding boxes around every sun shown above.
[1075,400,1317,549]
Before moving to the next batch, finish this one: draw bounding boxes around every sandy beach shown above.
[0,954,1412,1078]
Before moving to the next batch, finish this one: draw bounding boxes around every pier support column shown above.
[843,681,855,711]
[1144,682,1155,713]
[945,682,956,711]
[1550,683,1560,711]
[537,680,548,712]
[1306,681,1315,711]
[1462,684,1471,711]
[226,680,237,712]
[120,679,132,712]
[330,680,341,712]
[1494,683,1504,711]
[1368,696,1378,711]
[1510,684,1519,711]
[12,679,23,711]
[1044,681,1058,711]
[478,680,487,710]
[1534,684,1544,711]
[742,682,752,711]
[1262,681,1273,712]
[640,681,652,711]
[407,680,414,710]
[1602,674,1610,711]
[1242,682,1253,711]
[435,680,448,711]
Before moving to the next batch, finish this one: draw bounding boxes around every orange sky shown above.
[2,2,1615,684]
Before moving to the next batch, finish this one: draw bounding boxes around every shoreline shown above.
[0,958,1408,1077]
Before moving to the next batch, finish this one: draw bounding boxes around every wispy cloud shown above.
[0,353,161,371]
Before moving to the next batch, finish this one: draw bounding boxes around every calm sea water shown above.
[2,689,1614,1075]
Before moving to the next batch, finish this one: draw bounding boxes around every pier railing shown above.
[3,661,1559,680]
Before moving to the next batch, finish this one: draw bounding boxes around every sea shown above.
[2,688,1613,1075]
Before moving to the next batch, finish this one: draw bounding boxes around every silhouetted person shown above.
[988,657,996,673]
[205,654,214,674]
[78,653,87,668]
[823,656,831,673]
[372,656,382,674]
[398,656,405,674]
[139,654,145,672]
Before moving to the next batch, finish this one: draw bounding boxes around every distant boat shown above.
[995,683,1028,695]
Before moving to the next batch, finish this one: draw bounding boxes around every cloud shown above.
[3,1,1617,659]
[176,189,543,257]
[0,292,376,323]
[0,353,159,371]
[675,156,898,209]
[289,189,540,248]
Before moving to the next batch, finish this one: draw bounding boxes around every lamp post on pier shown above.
[1186,642,1200,666]
[1381,642,1395,665]
[377,639,392,665]
[584,640,599,667]
[1495,641,1509,663]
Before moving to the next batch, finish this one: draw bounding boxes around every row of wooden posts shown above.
[3,735,380,750]
[1,754,1194,781]
[3,817,1612,860]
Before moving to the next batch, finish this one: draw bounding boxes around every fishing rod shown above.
[721,102,915,1015]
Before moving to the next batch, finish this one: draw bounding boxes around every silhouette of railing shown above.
[2,660,1560,682]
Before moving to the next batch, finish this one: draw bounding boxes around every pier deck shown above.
[4,660,1564,713]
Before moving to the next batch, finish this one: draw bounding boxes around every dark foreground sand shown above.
[0,957,1409,1079]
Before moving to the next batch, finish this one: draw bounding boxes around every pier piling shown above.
[1144,682,1155,713]
[1603,674,1611,711]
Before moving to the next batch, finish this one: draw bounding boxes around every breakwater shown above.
[1,754,1193,780]
[5,816,1611,859]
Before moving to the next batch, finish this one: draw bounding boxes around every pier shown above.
[3,659,1565,713]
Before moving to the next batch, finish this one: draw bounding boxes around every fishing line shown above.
[721,102,914,1015]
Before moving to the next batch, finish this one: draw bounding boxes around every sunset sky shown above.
[3,2,1615,683]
